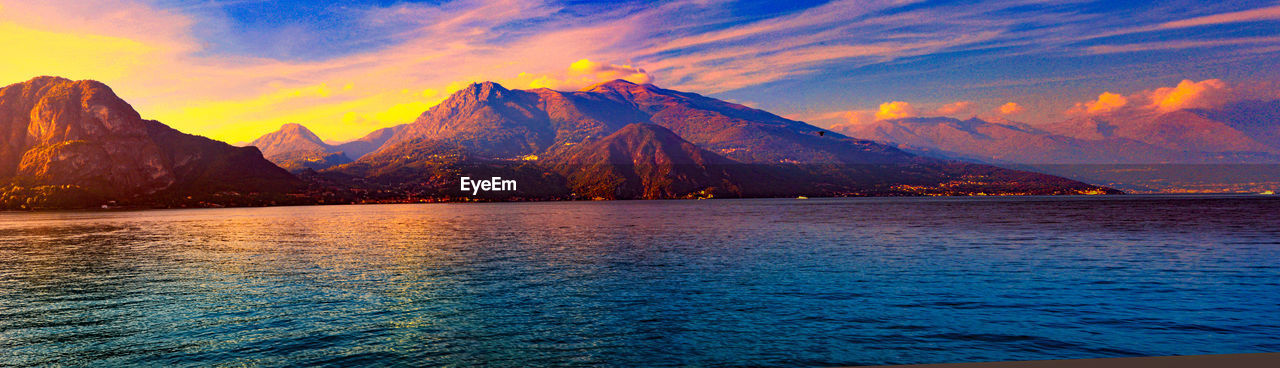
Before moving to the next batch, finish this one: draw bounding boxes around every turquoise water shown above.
[1,196,1278,366]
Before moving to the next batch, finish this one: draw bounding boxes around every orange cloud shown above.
[514,59,654,90]
[1156,5,1280,30]
[820,101,919,130]
[933,101,974,116]
[1087,36,1280,54]
[1067,91,1129,115]
[1147,79,1229,112]
[817,100,979,130]
[875,101,917,120]
[821,110,877,130]
[998,102,1024,115]
[1064,78,1278,117]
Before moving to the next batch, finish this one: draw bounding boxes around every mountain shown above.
[379,80,909,164]
[250,123,351,172]
[316,137,569,200]
[838,116,1203,164]
[1190,100,1280,151]
[548,123,761,199]
[840,112,1280,164]
[251,123,331,156]
[334,125,404,160]
[327,80,1115,198]
[0,76,299,209]
[1039,105,1280,155]
[835,106,1280,193]
[248,122,411,171]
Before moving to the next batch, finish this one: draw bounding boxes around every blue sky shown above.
[3,0,1278,141]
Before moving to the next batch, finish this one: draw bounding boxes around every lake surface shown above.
[2,196,1279,367]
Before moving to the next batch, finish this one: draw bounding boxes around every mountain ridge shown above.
[2,76,1122,208]
[249,123,352,172]
[838,111,1280,164]
[547,123,752,199]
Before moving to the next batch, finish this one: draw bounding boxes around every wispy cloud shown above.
[1152,4,1280,31]
[1087,36,1280,54]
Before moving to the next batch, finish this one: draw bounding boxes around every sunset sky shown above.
[2,0,1278,143]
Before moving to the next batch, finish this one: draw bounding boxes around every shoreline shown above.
[6,192,1279,214]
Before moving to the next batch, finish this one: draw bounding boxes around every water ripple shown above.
[1,196,1279,367]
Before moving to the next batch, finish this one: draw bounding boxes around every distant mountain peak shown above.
[247,122,352,171]
[252,123,326,149]
[275,123,323,142]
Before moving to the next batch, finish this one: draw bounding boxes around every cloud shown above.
[818,101,919,129]
[0,0,642,142]
[824,110,879,130]
[933,101,974,116]
[5,0,1279,143]
[1066,78,1280,116]
[1067,91,1129,115]
[1155,5,1280,30]
[1094,5,1280,41]
[0,0,196,91]
[998,102,1025,115]
[815,100,988,130]
[1147,79,1230,112]
[513,59,653,90]
[875,101,917,120]
[1087,36,1280,54]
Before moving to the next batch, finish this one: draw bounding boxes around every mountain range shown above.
[834,102,1280,192]
[303,80,1114,200]
[249,123,406,172]
[2,76,1119,209]
[836,102,1280,164]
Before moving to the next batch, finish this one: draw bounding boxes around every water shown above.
[1,195,1278,367]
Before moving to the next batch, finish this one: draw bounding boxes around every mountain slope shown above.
[250,123,351,171]
[548,123,756,199]
[335,124,404,159]
[382,82,562,158]
[580,80,910,164]
[1191,100,1280,151]
[0,76,298,208]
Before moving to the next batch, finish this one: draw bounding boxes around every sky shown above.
[1,0,1279,143]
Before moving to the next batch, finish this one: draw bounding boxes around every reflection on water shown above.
[1,196,1279,366]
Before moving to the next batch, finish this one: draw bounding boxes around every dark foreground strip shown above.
[856,352,1280,368]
